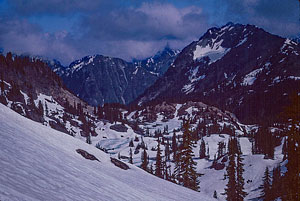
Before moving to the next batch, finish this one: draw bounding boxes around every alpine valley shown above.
[0,22,299,201]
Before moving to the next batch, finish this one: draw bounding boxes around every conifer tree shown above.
[260,167,271,201]
[213,190,218,199]
[175,120,199,191]
[270,166,281,200]
[129,148,133,164]
[236,141,247,200]
[141,148,148,171]
[0,72,4,95]
[225,146,236,200]
[38,100,44,115]
[217,141,226,159]
[86,133,91,144]
[155,138,163,178]
[199,139,206,159]
[165,139,170,161]
[129,139,134,147]
[282,94,300,200]
[282,137,287,160]
[172,131,177,161]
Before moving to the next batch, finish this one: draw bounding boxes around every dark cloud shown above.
[0,0,299,65]
[9,0,103,16]
[217,0,300,36]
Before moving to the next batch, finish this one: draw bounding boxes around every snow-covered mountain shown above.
[133,47,180,75]
[0,103,214,201]
[0,51,288,200]
[135,23,300,124]
[58,48,178,106]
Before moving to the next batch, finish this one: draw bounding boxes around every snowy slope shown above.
[92,103,284,200]
[0,103,213,201]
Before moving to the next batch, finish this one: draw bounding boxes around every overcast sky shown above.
[0,0,299,65]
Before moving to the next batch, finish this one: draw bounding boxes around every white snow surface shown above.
[193,39,230,64]
[0,104,213,201]
[242,68,263,86]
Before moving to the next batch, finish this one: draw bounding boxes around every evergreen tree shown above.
[282,94,300,200]
[175,120,199,191]
[199,139,206,159]
[0,72,4,95]
[38,100,44,115]
[129,148,133,164]
[260,167,271,201]
[236,141,247,201]
[165,139,170,161]
[86,133,91,144]
[217,141,226,159]
[141,149,148,171]
[282,137,287,161]
[213,190,218,199]
[150,163,154,174]
[129,139,134,147]
[225,147,237,200]
[270,166,281,200]
[172,131,177,161]
[155,139,163,178]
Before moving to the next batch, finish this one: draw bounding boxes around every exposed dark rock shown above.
[221,156,228,163]
[213,163,225,170]
[49,120,69,135]
[76,149,100,161]
[57,48,178,106]
[110,157,130,170]
[110,124,128,132]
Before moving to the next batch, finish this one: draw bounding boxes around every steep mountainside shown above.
[133,47,180,76]
[135,23,300,124]
[0,103,213,201]
[60,48,178,106]
[0,52,287,200]
[0,53,92,133]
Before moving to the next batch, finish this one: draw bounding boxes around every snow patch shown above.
[193,39,230,64]
[242,68,263,86]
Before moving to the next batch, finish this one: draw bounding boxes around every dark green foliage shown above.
[253,126,275,159]
[129,148,133,164]
[86,133,91,144]
[38,100,44,115]
[281,94,300,200]
[155,139,163,178]
[165,138,170,161]
[225,138,247,201]
[141,149,148,171]
[225,149,236,201]
[129,139,134,147]
[270,166,281,200]
[260,167,271,200]
[217,141,226,159]
[213,190,218,199]
[199,139,206,159]
[174,120,199,191]
[236,144,247,201]
[0,71,4,95]
[172,131,177,160]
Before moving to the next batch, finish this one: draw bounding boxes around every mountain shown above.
[59,48,178,106]
[0,103,213,201]
[135,23,300,124]
[133,47,180,76]
[0,53,94,134]
[0,51,288,201]
[46,59,66,76]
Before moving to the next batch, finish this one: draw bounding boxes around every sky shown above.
[0,0,299,65]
